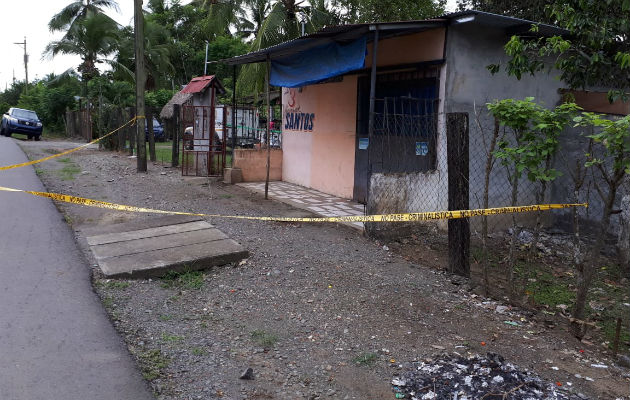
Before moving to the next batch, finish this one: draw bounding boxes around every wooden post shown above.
[366,27,379,209]
[447,112,470,277]
[129,107,136,156]
[117,108,125,152]
[134,0,147,172]
[264,55,271,200]
[147,108,156,162]
[172,104,180,167]
[232,65,237,158]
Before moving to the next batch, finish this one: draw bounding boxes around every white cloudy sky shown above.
[0,0,458,90]
[0,1,139,90]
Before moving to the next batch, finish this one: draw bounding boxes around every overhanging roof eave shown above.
[220,21,446,66]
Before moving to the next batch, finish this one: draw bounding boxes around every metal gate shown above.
[182,105,226,177]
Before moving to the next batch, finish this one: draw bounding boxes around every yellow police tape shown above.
[0,185,587,223]
[0,116,141,171]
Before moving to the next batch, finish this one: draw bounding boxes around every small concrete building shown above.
[223,10,628,231]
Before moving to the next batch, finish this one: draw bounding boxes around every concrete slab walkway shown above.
[82,215,249,278]
[238,181,365,230]
[0,137,154,400]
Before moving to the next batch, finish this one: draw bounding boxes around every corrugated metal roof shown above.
[443,10,567,37]
[220,10,567,66]
[181,75,221,94]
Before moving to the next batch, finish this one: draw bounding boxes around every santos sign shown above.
[284,111,315,132]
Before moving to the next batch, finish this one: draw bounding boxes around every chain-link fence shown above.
[365,101,629,295]
[365,97,446,238]
[364,100,629,348]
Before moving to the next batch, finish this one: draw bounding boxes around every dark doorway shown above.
[353,68,440,203]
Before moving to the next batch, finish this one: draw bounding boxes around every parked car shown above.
[1,108,43,140]
[145,117,165,142]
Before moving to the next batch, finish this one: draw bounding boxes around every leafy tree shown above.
[238,0,338,95]
[569,113,630,338]
[236,0,272,37]
[0,82,28,108]
[456,0,552,24]
[146,89,178,109]
[87,75,134,107]
[114,20,176,90]
[45,11,120,85]
[487,98,580,298]
[490,0,630,98]
[332,0,445,23]
[16,74,82,132]
[49,0,120,34]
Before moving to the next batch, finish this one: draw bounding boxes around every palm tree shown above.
[49,0,120,35]
[45,12,120,83]
[236,0,272,38]
[238,0,338,95]
[113,19,175,90]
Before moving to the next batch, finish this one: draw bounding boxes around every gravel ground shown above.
[17,139,630,400]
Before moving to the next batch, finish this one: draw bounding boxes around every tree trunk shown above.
[571,182,618,338]
[529,155,552,259]
[481,118,500,295]
[147,109,156,162]
[507,172,520,301]
[134,0,147,172]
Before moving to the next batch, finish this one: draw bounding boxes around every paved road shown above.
[0,137,153,400]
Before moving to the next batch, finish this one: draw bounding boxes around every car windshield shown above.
[153,118,160,126]
[12,109,38,120]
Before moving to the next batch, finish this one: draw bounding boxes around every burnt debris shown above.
[392,353,587,399]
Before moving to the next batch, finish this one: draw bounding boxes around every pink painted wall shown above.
[281,28,445,199]
[282,128,313,188]
[282,76,358,199]
[365,28,446,68]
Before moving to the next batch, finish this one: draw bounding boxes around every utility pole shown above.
[134,0,147,172]
[13,37,28,92]
[204,41,209,75]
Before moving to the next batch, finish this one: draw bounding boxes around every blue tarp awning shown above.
[270,37,367,88]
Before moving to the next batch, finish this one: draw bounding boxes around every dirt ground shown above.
[16,138,630,400]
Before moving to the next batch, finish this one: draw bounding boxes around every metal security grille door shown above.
[182,105,226,177]
[354,68,440,203]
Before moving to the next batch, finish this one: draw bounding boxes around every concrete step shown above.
[85,216,248,278]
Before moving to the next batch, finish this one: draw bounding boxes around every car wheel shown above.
[34,135,41,141]
[0,126,5,136]
[27,134,33,140]
[5,131,11,138]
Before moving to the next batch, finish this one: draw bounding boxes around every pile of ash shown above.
[391,353,586,399]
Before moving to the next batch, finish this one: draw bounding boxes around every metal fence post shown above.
[172,104,180,168]
[447,112,470,277]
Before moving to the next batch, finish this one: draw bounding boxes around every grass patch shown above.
[99,280,131,289]
[43,148,61,155]
[160,268,204,290]
[161,333,184,342]
[34,167,45,176]
[220,194,233,199]
[102,296,114,309]
[56,158,81,181]
[353,352,378,366]
[251,329,278,349]
[138,349,169,381]
[191,347,207,356]
[525,270,575,308]
[159,314,174,322]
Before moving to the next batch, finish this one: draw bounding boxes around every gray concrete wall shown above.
[442,21,628,234]
[366,22,628,238]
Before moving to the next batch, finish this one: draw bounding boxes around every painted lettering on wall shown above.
[285,111,315,131]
